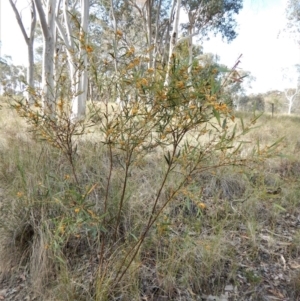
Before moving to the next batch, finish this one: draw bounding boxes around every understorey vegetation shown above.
[1,0,300,299]
[2,53,300,301]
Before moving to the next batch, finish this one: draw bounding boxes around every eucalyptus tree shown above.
[33,0,57,114]
[0,56,26,95]
[181,0,243,74]
[114,0,243,81]
[9,0,36,104]
[55,0,90,119]
[286,0,300,44]
[282,65,300,114]
[27,0,90,119]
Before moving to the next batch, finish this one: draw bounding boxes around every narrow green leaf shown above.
[213,108,221,125]
[267,137,285,149]
[240,117,245,131]
[273,203,286,212]
[164,155,169,165]
[222,118,227,129]
[230,124,237,140]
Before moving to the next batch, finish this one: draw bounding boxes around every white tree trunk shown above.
[110,0,119,74]
[284,88,299,114]
[9,0,36,104]
[55,0,77,95]
[56,0,89,120]
[34,0,57,114]
[146,0,152,69]
[164,0,181,86]
[188,28,193,75]
[152,0,162,72]
[71,0,89,120]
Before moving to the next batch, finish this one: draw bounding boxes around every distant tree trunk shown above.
[187,25,193,75]
[9,0,36,104]
[34,0,57,114]
[110,0,119,75]
[284,88,299,114]
[145,0,152,69]
[71,0,89,120]
[164,0,181,86]
[56,0,89,120]
[187,10,196,75]
[152,0,162,72]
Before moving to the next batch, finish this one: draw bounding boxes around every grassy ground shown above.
[1,103,300,301]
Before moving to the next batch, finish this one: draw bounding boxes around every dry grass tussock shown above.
[1,106,300,300]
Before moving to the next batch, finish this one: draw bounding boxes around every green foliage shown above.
[0,56,26,96]
[286,0,300,36]
[238,94,265,112]
[1,47,283,299]
[181,0,243,42]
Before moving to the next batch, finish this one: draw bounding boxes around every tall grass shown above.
[0,56,296,300]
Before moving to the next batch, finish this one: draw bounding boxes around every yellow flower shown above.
[106,128,113,136]
[206,95,217,103]
[87,209,96,219]
[79,32,85,43]
[175,81,185,89]
[17,191,24,198]
[204,243,211,251]
[132,57,140,65]
[57,101,64,111]
[140,78,148,86]
[59,225,65,234]
[194,65,203,71]
[74,208,80,213]
[131,107,138,115]
[136,78,148,89]
[116,29,123,37]
[156,91,167,101]
[126,63,134,69]
[126,46,135,56]
[214,103,228,113]
[86,45,93,53]
[197,202,206,210]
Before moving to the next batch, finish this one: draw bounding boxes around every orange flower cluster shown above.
[136,78,148,89]
[175,81,185,89]
[126,46,135,56]
[127,57,140,70]
[116,29,123,37]
[214,103,228,113]
[85,45,93,53]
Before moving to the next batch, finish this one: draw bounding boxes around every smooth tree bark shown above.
[164,0,181,86]
[282,66,300,114]
[286,0,300,44]
[34,0,57,114]
[145,0,153,68]
[9,0,36,104]
[181,0,243,75]
[74,0,89,119]
[152,0,162,71]
[284,88,299,114]
[56,0,89,119]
